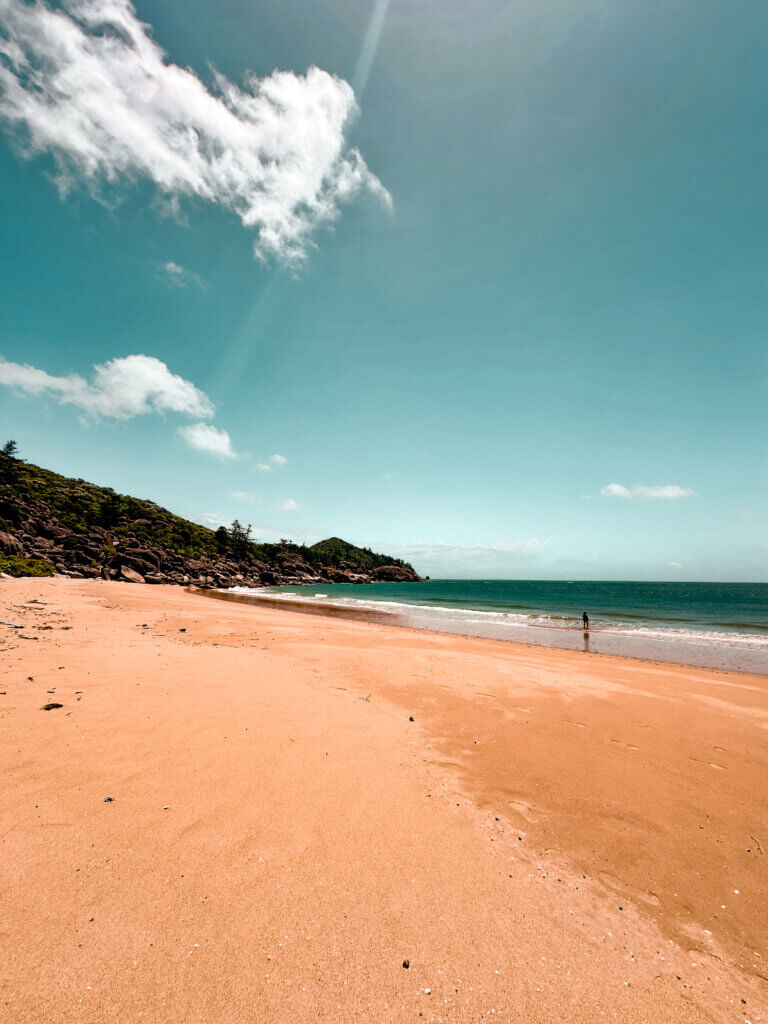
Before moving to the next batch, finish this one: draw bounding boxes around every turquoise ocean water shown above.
[222,579,768,674]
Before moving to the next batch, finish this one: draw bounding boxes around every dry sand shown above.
[1,577,766,1023]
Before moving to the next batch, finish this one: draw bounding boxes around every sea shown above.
[219,579,768,674]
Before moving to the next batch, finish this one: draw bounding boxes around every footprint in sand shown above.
[636,890,662,908]
[508,799,537,824]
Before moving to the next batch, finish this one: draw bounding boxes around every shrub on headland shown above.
[0,555,56,578]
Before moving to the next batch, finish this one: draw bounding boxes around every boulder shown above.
[372,564,421,582]
[0,531,23,555]
[114,554,156,576]
[64,549,96,566]
[131,548,161,570]
[119,565,145,584]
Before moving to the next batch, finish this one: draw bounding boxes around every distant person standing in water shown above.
[582,611,590,630]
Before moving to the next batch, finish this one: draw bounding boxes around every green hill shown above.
[0,444,420,586]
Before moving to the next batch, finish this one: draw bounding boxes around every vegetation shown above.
[0,443,416,576]
[307,537,409,571]
[0,555,56,578]
[0,453,220,558]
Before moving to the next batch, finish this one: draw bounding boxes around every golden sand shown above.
[1,578,766,1022]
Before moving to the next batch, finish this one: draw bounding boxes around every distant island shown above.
[0,442,421,587]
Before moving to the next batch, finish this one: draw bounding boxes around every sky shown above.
[0,0,765,581]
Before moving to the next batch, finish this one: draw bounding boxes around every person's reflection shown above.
[583,629,591,653]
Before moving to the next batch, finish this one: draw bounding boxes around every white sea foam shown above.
[220,587,768,651]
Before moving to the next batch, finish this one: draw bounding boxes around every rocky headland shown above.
[0,449,421,588]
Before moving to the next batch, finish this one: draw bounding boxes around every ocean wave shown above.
[221,587,768,650]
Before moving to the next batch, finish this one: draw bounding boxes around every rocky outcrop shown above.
[372,564,421,582]
[0,460,422,587]
[0,507,422,588]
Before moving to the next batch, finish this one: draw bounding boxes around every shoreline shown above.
[2,577,766,1023]
[199,586,768,675]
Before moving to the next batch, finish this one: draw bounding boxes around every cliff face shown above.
[0,456,421,587]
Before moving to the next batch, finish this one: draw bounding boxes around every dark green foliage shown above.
[0,555,55,578]
[0,439,22,486]
[307,537,408,571]
[0,454,416,576]
[228,520,253,559]
[0,459,219,558]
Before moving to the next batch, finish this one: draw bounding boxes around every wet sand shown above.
[1,577,766,1023]
[208,587,768,674]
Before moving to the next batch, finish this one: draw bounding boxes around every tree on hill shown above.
[0,440,22,485]
[228,520,253,559]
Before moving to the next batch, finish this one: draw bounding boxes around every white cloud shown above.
[601,483,697,500]
[256,454,287,471]
[0,350,241,458]
[274,498,299,511]
[198,512,230,529]
[475,539,549,553]
[161,261,205,289]
[178,422,237,460]
[668,561,682,568]
[0,0,390,266]
[231,490,263,503]
[0,352,212,420]
[398,538,549,559]
[381,538,550,578]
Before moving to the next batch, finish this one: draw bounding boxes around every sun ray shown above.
[354,0,392,97]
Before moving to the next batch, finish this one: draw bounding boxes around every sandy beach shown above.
[1,577,766,1023]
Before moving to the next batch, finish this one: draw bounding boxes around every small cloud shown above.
[477,538,550,553]
[743,508,757,519]
[395,538,549,560]
[383,471,396,482]
[256,454,287,471]
[274,498,299,511]
[601,483,697,500]
[178,422,237,460]
[668,561,683,568]
[160,261,205,289]
[198,512,231,529]
[231,491,263,503]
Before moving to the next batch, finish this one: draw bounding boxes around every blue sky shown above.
[0,0,765,580]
